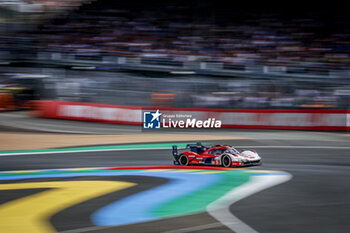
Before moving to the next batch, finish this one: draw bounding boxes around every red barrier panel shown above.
[0,93,14,112]
[33,100,350,130]
[33,100,142,125]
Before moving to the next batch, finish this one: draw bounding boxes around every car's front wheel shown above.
[178,154,189,166]
[222,154,232,168]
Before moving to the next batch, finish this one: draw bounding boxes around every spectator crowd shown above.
[33,3,350,74]
[1,1,349,109]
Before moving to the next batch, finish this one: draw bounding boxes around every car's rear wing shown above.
[172,142,206,156]
[172,145,192,158]
[172,145,178,156]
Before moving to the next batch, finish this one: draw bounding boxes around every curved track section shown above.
[0,137,349,233]
[0,165,290,233]
[0,112,349,233]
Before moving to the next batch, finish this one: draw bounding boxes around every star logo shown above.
[143,110,162,129]
[150,109,162,122]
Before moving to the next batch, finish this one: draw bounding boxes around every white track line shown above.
[234,146,350,149]
[0,145,349,157]
[0,147,173,157]
[161,222,223,233]
[207,173,292,233]
[58,174,291,233]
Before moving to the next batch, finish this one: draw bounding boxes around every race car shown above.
[172,142,261,167]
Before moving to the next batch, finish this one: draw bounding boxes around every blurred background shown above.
[0,3,349,233]
[0,0,349,110]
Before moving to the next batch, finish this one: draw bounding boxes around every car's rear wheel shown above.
[222,154,232,168]
[178,154,189,166]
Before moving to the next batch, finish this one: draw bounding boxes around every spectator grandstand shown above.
[0,0,349,109]
[31,1,350,74]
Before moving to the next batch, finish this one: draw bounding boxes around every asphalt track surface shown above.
[0,139,349,233]
[0,113,350,233]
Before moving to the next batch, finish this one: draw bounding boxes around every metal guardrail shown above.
[29,52,350,81]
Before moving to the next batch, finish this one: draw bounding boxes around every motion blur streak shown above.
[1,0,350,232]
[0,181,135,233]
[207,173,292,233]
[91,171,223,226]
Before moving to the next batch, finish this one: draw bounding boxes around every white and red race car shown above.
[172,142,261,167]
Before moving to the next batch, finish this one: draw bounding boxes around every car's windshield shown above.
[225,147,240,154]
